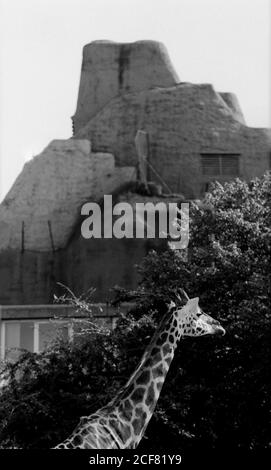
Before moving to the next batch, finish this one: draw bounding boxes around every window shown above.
[5,322,22,361]
[0,320,71,361]
[201,154,240,176]
[39,322,68,351]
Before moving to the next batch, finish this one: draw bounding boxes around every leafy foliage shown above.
[135,174,271,450]
[0,174,270,450]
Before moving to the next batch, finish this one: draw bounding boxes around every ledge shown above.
[0,303,134,321]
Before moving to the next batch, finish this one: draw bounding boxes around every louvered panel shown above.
[201,155,220,175]
[221,155,239,175]
[201,153,240,176]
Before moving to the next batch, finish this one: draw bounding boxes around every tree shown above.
[132,174,271,450]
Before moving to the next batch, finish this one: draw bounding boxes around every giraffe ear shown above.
[167,300,176,310]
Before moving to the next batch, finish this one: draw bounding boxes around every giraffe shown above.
[54,293,225,449]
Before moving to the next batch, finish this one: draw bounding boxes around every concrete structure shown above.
[0,139,135,252]
[75,82,271,198]
[0,40,270,309]
[72,40,179,134]
[0,191,168,305]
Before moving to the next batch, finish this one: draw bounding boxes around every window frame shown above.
[0,319,74,360]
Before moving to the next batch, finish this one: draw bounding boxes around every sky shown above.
[0,0,270,201]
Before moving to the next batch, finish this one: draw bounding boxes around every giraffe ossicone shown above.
[54,295,225,449]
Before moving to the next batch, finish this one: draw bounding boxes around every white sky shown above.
[0,0,270,200]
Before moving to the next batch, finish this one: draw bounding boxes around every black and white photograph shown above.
[0,0,270,465]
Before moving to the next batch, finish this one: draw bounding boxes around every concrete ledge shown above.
[0,303,134,321]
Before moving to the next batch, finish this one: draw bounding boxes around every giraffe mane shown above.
[102,309,173,409]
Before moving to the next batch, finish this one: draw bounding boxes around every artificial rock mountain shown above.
[0,40,270,304]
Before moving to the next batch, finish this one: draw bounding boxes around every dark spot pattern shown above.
[145,382,155,406]
[152,363,165,378]
[119,407,133,421]
[72,434,83,446]
[135,407,147,421]
[130,387,146,404]
[144,358,153,368]
[119,400,133,420]
[163,344,172,355]
[65,442,74,449]
[151,347,160,356]
[119,423,131,441]
[124,399,133,411]
[132,418,141,436]
[109,419,124,442]
[136,370,150,385]
[157,332,168,346]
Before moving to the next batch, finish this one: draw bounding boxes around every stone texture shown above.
[0,139,135,252]
[219,92,246,124]
[75,83,271,198]
[72,40,179,133]
[0,192,171,305]
[135,130,148,188]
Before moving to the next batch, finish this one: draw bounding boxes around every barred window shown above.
[201,154,240,176]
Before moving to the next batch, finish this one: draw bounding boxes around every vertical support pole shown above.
[0,321,5,360]
[68,323,74,342]
[135,130,148,190]
[48,220,55,252]
[33,322,39,353]
[21,221,25,253]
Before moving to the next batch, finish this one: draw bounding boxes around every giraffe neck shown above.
[104,308,182,447]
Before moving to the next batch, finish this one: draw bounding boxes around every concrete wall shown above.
[75,83,271,198]
[0,237,146,305]
[0,249,58,305]
[0,193,167,305]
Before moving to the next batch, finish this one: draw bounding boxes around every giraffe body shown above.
[54,297,225,449]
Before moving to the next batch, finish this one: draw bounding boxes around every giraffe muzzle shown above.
[213,324,226,336]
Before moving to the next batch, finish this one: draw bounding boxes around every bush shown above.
[0,313,157,449]
[134,174,271,450]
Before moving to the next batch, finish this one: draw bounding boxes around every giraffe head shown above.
[170,295,225,338]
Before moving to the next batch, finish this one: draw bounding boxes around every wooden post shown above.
[48,220,55,252]
[33,322,39,353]
[135,130,148,190]
[21,221,25,253]
[0,320,6,360]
